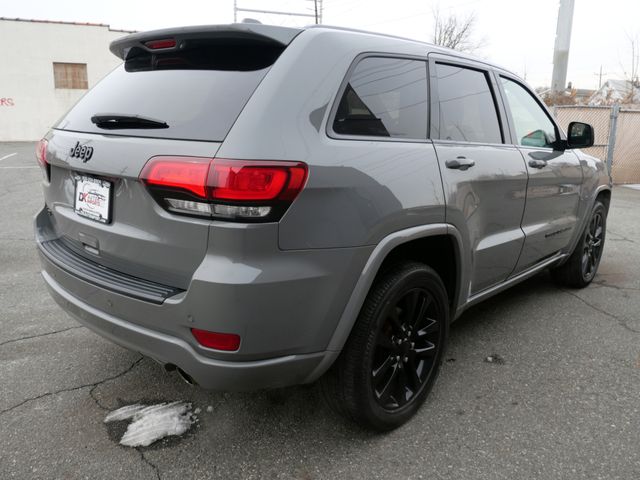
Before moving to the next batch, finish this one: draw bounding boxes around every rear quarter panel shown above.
[216,29,446,249]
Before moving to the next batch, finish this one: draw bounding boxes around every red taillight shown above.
[280,165,308,201]
[35,138,48,168]
[35,138,50,181]
[209,160,305,201]
[191,328,240,351]
[140,157,210,198]
[139,156,308,221]
[144,38,176,49]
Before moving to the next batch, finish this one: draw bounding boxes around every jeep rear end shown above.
[35,24,370,390]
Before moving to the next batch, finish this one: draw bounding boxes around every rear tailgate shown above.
[42,131,221,289]
[39,24,300,291]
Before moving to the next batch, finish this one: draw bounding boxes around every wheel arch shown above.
[595,187,611,210]
[325,224,464,354]
[557,184,611,269]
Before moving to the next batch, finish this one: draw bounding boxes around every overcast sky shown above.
[3,0,639,89]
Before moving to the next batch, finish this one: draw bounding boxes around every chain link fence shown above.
[554,105,640,184]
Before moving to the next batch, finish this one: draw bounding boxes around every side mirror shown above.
[566,121,594,149]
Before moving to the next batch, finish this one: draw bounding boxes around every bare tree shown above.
[431,8,485,53]
[615,32,640,103]
[625,33,639,101]
[542,89,578,107]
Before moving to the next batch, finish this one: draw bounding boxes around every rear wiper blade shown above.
[90,113,169,130]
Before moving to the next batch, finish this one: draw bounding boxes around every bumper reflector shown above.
[191,328,241,351]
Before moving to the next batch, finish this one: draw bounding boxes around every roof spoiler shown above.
[109,23,302,60]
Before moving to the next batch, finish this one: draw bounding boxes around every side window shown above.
[333,57,428,139]
[500,77,557,148]
[434,63,502,144]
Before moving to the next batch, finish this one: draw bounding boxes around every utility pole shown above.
[594,65,607,89]
[550,0,575,93]
[308,0,323,24]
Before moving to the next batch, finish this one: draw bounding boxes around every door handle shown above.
[528,159,548,169]
[446,156,475,171]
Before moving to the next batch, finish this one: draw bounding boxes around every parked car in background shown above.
[35,23,611,430]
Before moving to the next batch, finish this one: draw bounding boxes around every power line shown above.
[321,0,362,17]
[361,11,430,29]
[234,1,322,25]
[235,7,315,18]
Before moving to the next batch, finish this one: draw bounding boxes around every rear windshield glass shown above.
[55,41,283,142]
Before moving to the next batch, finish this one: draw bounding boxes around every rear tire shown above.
[551,200,607,288]
[321,262,449,431]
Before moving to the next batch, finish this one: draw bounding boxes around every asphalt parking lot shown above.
[1,141,639,480]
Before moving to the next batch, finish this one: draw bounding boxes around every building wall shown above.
[0,19,130,141]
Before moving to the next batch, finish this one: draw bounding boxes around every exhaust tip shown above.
[176,367,197,386]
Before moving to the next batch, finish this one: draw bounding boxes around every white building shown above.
[0,18,133,141]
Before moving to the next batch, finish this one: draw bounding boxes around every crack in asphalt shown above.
[88,383,110,411]
[86,362,164,479]
[591,280,640,292]
[607,229,637,244]
[562,289,640,334]
[4,352,163,480]
[0,356,144,416]
[137,449,162,480]
[0,326,84,348]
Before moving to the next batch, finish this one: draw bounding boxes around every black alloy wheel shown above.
[372,287,442,410]
[321,262,449,431]
[551,199,607,288]
[582,209,604,281]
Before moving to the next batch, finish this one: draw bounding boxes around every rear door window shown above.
[332,57,428,140]
[55,40,283,142]
[434,63,503,144]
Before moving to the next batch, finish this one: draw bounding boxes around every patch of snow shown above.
[589,79,640,106]
[206,405,213,413]
[104,401,196,447]
[104,404,146,421]
[622,184,640,191]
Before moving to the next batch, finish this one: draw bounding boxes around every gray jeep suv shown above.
[35,23,611,430]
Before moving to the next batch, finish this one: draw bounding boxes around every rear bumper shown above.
[35,206,370,390]
[41,268,335,390]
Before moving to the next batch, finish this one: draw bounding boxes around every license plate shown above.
[74,175,112,224]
